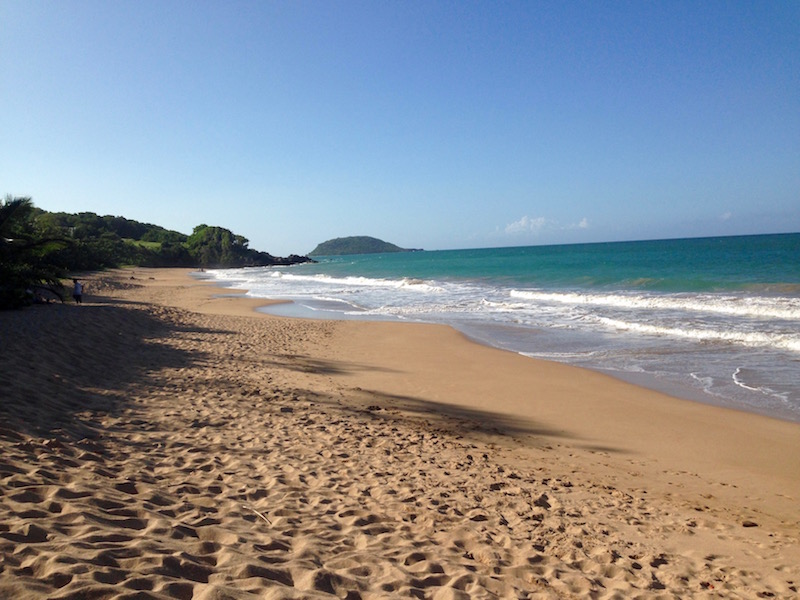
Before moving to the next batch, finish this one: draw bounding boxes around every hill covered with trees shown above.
[309,236,420,256]
[0,195,311,308]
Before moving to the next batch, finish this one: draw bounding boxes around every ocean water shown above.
[204,233,800,423]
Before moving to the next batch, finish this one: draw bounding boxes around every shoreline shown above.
[215,275,800,425]
[2,267,799,599]
[168,269,800,527]
[108,268,800,524]
[199,239,800,428]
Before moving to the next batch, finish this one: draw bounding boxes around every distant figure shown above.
[72,279,83,304]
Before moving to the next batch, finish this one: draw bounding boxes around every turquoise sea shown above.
[206,233,800,422]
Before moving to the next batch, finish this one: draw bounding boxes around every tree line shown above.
[0,195,310,309]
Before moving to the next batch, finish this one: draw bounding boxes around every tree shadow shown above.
[207,349,626,454]
[0,297,626,457]
[311,387,578,446]
[250,354,625,453]
[258,353,401,376]
[0,302,226,443]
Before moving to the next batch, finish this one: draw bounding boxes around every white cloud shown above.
[505,215,548,235]
[503,215,589,236]
[721,211,732,221]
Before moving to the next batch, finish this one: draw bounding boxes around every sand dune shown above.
[1,268,798,599]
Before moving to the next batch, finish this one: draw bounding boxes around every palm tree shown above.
[0,196,69,308]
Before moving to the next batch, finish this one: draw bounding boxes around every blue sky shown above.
[2,1,798,256]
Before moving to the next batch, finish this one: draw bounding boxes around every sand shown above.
[1,267,798,599]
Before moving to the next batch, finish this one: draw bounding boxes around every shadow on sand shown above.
[0,302,228,443]
[1,295,625,456]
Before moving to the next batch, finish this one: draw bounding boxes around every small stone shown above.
[742,520,758,528]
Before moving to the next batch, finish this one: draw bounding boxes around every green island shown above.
[309,236,421,256]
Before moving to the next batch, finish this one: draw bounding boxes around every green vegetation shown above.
[186,224,277,268]
[124,239,162,250]
[1,196,70,308]
[309,236,418,256]
[1,195,311,309]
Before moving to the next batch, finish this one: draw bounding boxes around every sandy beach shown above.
[1,267,798,599]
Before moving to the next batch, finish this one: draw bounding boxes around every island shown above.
[309,236,421,256]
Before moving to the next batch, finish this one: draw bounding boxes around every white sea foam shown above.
[509,289,800,320]
[594,316,800,353]
[270,272,444,293]
[213,269,800,351]
[732,368,791,403]
[732,368,766,393]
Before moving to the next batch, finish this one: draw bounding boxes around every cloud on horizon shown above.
[571,217,589,230]
[501,215,589,236]
[504,215,549,235]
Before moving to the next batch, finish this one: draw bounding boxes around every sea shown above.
[203,233,800,423]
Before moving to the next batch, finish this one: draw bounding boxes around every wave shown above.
[267,271,445,294]
[509,289,800,321]
[212,269,446,295]
[732,368,791,403]
[594,316,800,353]
[213,268,800,320]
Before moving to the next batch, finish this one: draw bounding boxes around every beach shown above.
[1,268,799,599]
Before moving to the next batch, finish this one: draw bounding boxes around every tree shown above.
[2,199,309,291]
[0,196,70,308]
[186,225,251,267]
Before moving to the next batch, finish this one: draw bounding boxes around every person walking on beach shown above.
[72,279,84,304]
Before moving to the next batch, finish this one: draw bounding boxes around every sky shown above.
[2,1,799,256]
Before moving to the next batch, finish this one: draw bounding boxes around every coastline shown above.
[206,250,800,426]
[2,267,798,599]
[254,295,799,424]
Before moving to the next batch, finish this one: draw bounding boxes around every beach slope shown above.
[1,268,798,599]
